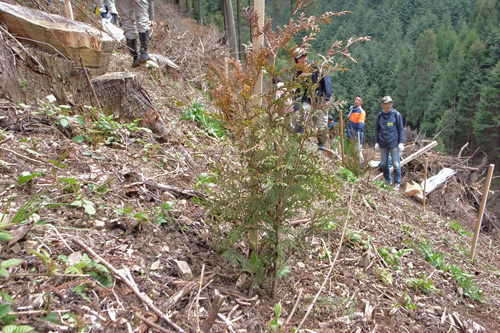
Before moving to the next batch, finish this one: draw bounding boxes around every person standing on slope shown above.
[375,96,405,191]
[292,48,332,150]
[116,0,152,67]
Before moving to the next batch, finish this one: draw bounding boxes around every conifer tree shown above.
[406,29,438,129]
[474,61,500,166]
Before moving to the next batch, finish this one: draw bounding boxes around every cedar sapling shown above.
[205,0,370,297]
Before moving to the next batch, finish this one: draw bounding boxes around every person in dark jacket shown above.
[375,96,405,190]
[292,48,332,150]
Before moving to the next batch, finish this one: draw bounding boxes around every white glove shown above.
[374,143,379,150]
[398,143,404,152]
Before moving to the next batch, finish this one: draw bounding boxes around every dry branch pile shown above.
[398,140,498,233]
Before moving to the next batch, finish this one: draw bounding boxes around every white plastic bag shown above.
[102,18,125,42]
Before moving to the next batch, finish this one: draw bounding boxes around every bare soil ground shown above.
[1,2,500,332]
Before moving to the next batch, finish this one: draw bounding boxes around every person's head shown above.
[294,47,308,68]
[272,77,283,85]
[381,95,393,113]
[328,115,334,123]
[354,96,363,107]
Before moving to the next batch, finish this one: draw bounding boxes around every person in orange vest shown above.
[346,96,366,148]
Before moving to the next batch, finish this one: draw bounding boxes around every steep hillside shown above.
[1,2,499,333]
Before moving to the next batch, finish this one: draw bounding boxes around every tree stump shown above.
[0,35,91,106]
[91,72,170,141]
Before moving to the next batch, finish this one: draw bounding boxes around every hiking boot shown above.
[139,31,152,63]
[318,144,326,150]
[393,183,400,191]
[385,180,392,186]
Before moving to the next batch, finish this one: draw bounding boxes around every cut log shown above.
[91,72,170,141]
[0,1,114,71]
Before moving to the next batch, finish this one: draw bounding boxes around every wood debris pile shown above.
[400,140,498,234]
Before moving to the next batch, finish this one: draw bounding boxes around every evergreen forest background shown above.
[181,0,500,167]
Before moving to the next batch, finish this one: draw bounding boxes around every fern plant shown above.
[204,0,369,296]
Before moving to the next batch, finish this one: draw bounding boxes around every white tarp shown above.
[421,168,456,194]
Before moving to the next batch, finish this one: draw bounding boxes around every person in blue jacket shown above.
[292,48,332,150]
[375,96,405,191]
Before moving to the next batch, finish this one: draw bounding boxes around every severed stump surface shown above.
[92,72,170,141]
[0,1,114,70]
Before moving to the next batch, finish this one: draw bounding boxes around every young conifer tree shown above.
[205,0,370,296]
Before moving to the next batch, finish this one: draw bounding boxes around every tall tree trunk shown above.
[185,0,191,17]
[236,0,242,58]
[222,0,227,42]
[251,0,264,106]
[197,0,203,25]
[249,0,252,39]
[223,0,239,60]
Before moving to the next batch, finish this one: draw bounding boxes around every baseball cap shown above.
[294,47,307,59]
[382,96,393,103]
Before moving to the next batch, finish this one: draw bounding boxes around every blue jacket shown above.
[375,109,405,149]
[328,121,339,131]
[293,62,332,111]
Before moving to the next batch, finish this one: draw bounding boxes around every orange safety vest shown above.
[349,107,366,124]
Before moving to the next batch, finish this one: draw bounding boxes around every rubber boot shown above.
[295,125,304,134]
[126,38,140,67]
[317,128,327,150]
[139,31,151,63]
[317,134,327,150]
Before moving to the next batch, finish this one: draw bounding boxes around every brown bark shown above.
[91,72,170,141]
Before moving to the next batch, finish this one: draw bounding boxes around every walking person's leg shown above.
[315,109,328,150]
[296,102,311,134]
[391,147,401,189]
[380,148,391,184]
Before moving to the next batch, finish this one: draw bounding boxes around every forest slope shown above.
[0,2,499,332]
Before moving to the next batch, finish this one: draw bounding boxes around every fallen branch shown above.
[0,136,12,145]
[2,147,46,165]
[79,55,101,110]
[144,180,207,200]
[202,289,224,333]
[135,312,170,333]
[284,288,303,326]
[163,275,213,311]
[70,237,185,333]
[0,24,45,70]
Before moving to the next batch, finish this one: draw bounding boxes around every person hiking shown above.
[292,48,332,150]
[375,96,405,191]
[116,0,152,67]
[346,96,366,148]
